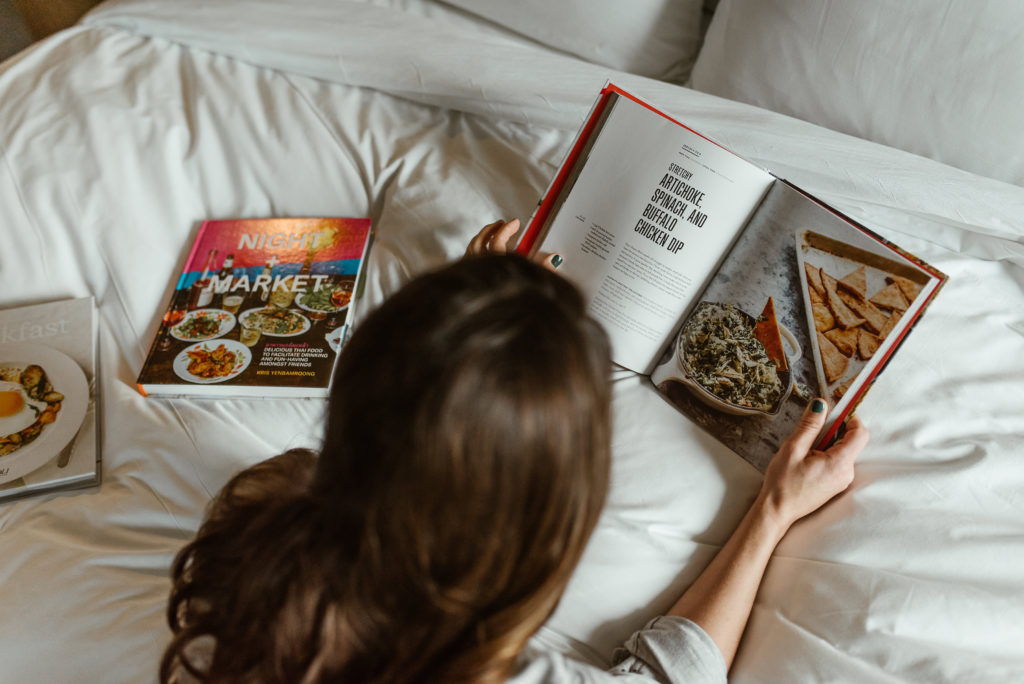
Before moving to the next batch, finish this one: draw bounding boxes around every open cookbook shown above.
[518,85,947,470]
[137,218,372,399]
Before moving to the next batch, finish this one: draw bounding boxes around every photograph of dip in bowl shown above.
[673,301,800,417]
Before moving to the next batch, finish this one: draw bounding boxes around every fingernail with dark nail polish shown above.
[812,399,825,413]
[551,255,563,268]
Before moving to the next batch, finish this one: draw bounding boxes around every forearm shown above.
[665,494,788,669]
[662,403,866,670]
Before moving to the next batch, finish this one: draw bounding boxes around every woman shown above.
[161,221,868,683]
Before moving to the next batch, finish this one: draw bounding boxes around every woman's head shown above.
[162,255,612,683]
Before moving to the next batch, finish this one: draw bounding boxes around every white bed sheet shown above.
[0,1,1022,682]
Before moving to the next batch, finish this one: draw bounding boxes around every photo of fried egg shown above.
[0,380,39,435]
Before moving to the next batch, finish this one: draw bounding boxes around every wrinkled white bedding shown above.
[1,1,1022,681]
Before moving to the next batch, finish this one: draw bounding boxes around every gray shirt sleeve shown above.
[510,616,727,684]
[609,616,728,683]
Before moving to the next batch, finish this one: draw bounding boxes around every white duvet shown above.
[1,1,1022,681]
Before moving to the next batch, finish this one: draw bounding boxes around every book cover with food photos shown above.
[0,297,100,503]
[650,182,945,470]
[136,218,372,399]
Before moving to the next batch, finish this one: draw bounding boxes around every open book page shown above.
[650,181,942,471]
[530,93,774,373]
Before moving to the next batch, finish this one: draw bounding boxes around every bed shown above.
[1,0,1023,681]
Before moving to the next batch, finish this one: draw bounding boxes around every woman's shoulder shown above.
[509,617,727,684]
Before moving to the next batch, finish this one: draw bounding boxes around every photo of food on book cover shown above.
[0,297,99,501]
[137,218,372,399]
[520,85,945,471]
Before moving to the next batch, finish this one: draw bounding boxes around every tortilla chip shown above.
[821,271,866,329]
[809,287,835,332]
[869,282,909,312]
[837,290,887,334]
[857,328,881,360]
[877,309,902,340]
[887,275,923,303]
[804,263,825,296]
[754,297,788,372]
[832,376,855,402]
[824,327,857,357]
[838,265,867,299]
[817,331,849,384]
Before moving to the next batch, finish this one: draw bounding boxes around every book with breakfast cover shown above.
[517,85,947,471]
[0,297,100,503]
[137,218,372,399]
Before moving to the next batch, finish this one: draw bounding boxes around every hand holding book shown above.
[465,219,562,271]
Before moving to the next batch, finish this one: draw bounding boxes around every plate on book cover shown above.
[0,344,89,485]
[169,308,236,342]
[294,280,353,319]
[173,340,252,384]
[324,326,347,354]
[238,307,311,337]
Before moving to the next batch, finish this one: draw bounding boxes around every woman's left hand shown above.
[465,219,520,256]
[465,219,563,271]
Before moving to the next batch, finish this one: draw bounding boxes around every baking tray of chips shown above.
[795,230,927,401]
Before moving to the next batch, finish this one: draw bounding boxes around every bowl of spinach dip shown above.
[675,302,792,416]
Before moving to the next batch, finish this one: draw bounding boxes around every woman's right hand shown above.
[758,399,869,531]
[666,399,868,668]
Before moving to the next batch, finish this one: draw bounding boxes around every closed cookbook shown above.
[137,218,372,399]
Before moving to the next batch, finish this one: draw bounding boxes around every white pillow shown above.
[442,0,705,83]
[690,0,1024,186]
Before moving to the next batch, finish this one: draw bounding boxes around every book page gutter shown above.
[538,98,774,372]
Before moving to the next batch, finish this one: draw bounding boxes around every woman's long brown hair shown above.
[161,255,612,683]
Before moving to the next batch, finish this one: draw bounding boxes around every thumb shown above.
[534,252,564,272]
[781,397,828,459]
